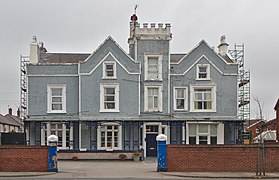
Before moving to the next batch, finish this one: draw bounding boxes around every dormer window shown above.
[144,55,162,81]
[103,61,116,79]
[197,64,210,80]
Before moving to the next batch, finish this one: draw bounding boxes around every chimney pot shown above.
[8,107,12,115]
[218,35,229,56]
[17,108,20,117]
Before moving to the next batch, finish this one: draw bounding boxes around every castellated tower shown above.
[128,14,172,114]
[128,14,172,60]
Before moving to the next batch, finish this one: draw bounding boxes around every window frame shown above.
[144,55,163,81]
[190,85,216,112]
[98,122,122,151]
[103,61,116,79]
[196,64,210,80]
[187,123,218,145]
[173,86,188,111]
[100,83,120,112]
[47,84,66,113]
[144,85,163,112]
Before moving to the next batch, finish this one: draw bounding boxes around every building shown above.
[247,119,277,143]
[274,98,279,142]
[0,108,23,145]
[22,15,242,157]
[0,108,23,133]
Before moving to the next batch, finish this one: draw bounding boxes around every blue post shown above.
[156,134,167,172]
[47,135,58,172]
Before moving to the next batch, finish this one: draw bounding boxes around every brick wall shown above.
[167,144,279,172]
[0,145,48,172]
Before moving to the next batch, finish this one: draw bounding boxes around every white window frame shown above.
[103,61,116,79]
[97,122,122,151]
[173,87,188,111]
[196,64,210,80]
[47,84,66,113]
[144,55,163,81]
[144,85,163,112]
[186,123,218,145]
[100,83,120,112]
[190,85,216,112]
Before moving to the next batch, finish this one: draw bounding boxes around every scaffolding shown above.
[229,44,250,124]
[20,55,29,121]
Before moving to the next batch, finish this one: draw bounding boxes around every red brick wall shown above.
[0,145,48,172]
[167,144,279,172]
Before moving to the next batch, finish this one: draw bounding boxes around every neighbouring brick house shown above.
[0,108,23,134]
[274,98,279,142]
[22,14,242,158]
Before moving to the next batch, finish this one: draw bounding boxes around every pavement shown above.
[1,159,279,179]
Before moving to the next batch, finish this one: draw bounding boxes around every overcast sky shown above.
[0,0,278,119]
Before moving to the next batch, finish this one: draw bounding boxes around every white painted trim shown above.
[46,123,50,146]
[41,126,45,145]
[171,55,238,76]
[138,62,141,115]
[182,124,185,144]
[186,122,221,145]
[70,125,73,150]
[170,39,236,65]
[62,123,66,149]
[217,123,224,144]
[144,54,163,81]
[78,63,81,116]
[142,124,146,157]
[196,64,210,80]
[99,83,120,112]
[173,86,188,111]
[79,122,81,150]
[190,84,216,112]
[47,84,67,114]
[80,52,139,76]
[102,61,117,79]
[82,36,138,64]
[144,85,163,112]
[97,122,122,150]
[143,122,162,157]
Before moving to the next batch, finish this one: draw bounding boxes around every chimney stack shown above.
[29,36,39,64]
[8,107,12,115]
[218,35,229,56]
[17,108,20,117]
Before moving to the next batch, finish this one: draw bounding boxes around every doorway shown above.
[146,133,158,157]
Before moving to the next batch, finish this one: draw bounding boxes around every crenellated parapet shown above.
[129,22,172,44]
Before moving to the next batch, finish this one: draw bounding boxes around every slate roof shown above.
[170,54,187,63]
[5,114,23,126]
[219,54,234,63]
[0,114,20,126]
[39,53,90,64]
[36,40,234,64]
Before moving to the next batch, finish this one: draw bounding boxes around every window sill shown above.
[144,79,163,82]
[99,109,120,113]
[144,110,163,113]
[196,78,211,81]
[47,110,67,114]
[190,109,216,113]
[102,77,117,80]
[174,109,188,112]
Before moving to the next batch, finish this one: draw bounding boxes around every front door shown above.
[146,133,158,157]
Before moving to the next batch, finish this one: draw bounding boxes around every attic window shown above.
[103,61,116,79]
[197,64,210,80]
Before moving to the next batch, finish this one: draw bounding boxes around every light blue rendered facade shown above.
[24,15,242,157]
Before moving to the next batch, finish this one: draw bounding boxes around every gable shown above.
[79,36,139,75]
[171,40,238,76]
